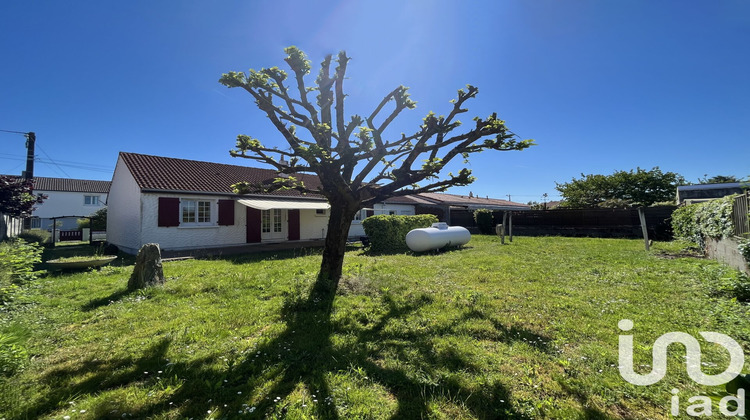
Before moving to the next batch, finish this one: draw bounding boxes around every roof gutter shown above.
[139,189,327,201]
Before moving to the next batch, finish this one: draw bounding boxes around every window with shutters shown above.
[181,199,214,226]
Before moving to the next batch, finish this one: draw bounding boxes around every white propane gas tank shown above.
[405,222,471,252]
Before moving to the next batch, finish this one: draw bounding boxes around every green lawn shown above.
[1,236,749,419]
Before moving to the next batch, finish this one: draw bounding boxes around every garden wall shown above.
[705,236,750,276]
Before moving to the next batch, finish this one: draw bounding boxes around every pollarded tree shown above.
[220,47,533,291]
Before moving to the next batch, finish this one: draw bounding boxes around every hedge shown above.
[671,196,735,245]
[473,208,494,234]
[362,214,438,253]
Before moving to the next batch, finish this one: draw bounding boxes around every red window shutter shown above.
[218,200,235,226]
[158,197,180,227]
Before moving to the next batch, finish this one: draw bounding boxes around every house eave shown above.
[140,188,327,202]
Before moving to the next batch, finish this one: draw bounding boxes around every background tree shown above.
[698,174,742,184]
[77,207,107,231]
[555,167,684,208]
[220,47,533,291]
[0,175,44,217]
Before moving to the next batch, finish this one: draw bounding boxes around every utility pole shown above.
[22,132,35,180]
[506,194,511,202]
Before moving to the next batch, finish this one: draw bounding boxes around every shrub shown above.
[362,214,438,253]
[671,196,735,245]
[17,229,51,245]
[0,239,43,304]
[77,207,107,230]
[739,238,750,263]
[672,204,700,244]
[694,196,734,239]
[0,328,29,377]
[473,208,495,234]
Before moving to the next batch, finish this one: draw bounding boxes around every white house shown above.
[347,198,416,238]
[107,152,416,254]
[8,176,110,231]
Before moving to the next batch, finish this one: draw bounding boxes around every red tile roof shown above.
[119,152,324,198]
[2,176,111,193]
[117,153,528,209]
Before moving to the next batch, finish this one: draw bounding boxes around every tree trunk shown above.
[316,200,358,294]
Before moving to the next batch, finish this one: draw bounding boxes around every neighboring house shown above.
[1,175,110,231]
[400,192,530,223]
[347,197,417,238]
[676,182,749,205]
[107,152,415,254]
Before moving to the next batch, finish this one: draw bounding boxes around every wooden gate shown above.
[733,192,749,237]
[59,230,83,241]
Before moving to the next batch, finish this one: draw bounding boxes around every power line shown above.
[0,129,29,135]
[36,143,70,178]
[0,155,113,174]
[0,153,112,170]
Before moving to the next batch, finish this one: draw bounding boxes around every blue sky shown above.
[1,1,748,203]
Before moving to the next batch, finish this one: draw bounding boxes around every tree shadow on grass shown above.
[80,287,132,311]
[362,245,473,257]
[19,280,609,419]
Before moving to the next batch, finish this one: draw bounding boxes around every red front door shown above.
[246,207,261,243]
[288,209,300,241]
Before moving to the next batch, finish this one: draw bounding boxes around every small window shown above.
[389,210,396,215]
[315,209,327,216]
[24,217,41,230]
[84,195,99,205]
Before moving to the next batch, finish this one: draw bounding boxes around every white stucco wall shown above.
[32,190,107,230]
[106,157,143,254]
[138,197,331,251]
[300,208,329,240]
[348,203,415,237]
[140,193,247,251]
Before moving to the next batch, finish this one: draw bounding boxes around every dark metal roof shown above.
[677,182,748,191]
[414,192,530,209]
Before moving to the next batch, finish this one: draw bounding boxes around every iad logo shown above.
[618,319,744,386]
[618,319,746,416]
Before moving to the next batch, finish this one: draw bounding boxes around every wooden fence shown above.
[450,206,677,239]
[1,213,23,241]
[733,192,750,237]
